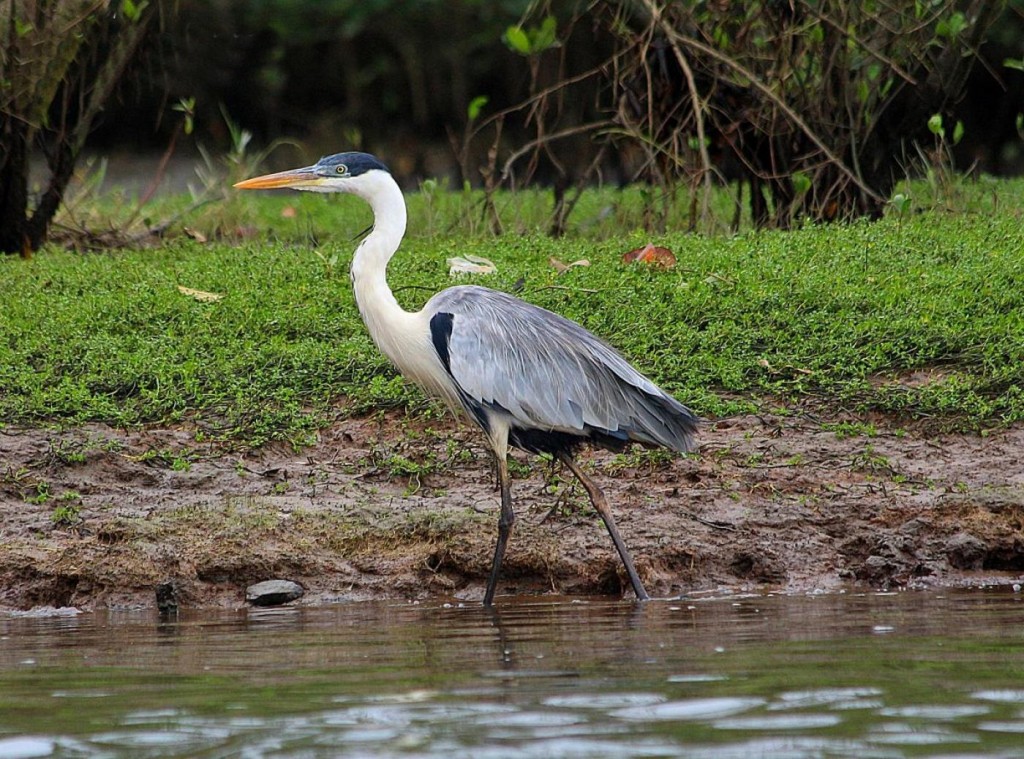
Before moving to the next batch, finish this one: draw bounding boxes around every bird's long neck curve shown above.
[347,170,416,360]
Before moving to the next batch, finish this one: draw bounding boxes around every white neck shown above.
[347,170,419,368]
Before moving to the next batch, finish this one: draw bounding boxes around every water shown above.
[1,590,1023,758]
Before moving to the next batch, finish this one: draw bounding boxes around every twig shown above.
[682,510,737,531]
[480,117,504,235]
[661,32,714,229]
[501,121,615,182]
[127,124,182,225]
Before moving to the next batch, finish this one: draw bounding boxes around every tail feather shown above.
[627,390,699,453]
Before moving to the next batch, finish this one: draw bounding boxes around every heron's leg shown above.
[557,452,650,601]
[483,455,515,606]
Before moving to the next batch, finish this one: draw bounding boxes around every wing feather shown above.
[425,285,697,452]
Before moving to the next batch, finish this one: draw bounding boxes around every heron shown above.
[235,152,698,604]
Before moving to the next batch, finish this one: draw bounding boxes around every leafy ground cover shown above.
[2,178,1023,445]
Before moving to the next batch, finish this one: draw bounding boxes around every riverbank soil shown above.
[2,411,1023,611]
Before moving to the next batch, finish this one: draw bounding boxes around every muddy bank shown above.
[2,412,1023,611]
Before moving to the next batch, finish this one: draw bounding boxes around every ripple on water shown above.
[330,704,415,726]
[650,736,890,759]
[91,729,214,749]
[666,674,729,683]
[448,736,686,759]
[341,726,402,743]
[49,690,112,700]
[868,721,981,746]
[479,710,584,728]
[613,697,765,721]
[714,713,843,731]
[972,689,1024,703]
[769,687,884,711]
[120,707,187,724]
[542,693,665,710]
[0,737,54,759]
[879,704,991,720]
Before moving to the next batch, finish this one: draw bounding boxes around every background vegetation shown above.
[4,1,1024,253]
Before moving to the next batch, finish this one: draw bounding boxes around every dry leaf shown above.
[177,285,224,303]
[622,243,676,268]
[281,205,297,218]
[183,227,208,243]
[549,257,591,273]
[447,254,497,276]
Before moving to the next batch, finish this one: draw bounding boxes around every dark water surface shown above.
[1,590,1023,757]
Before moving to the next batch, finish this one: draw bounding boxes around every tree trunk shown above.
[0,2,156,255]
[0,117,30,255]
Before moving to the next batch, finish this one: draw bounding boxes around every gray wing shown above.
[425,285,698,452]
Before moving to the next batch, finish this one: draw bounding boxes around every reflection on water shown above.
[1,590,1023,757]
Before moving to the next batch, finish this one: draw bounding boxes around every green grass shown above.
[2,178,1024,444]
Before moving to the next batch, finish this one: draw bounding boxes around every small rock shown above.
[856,554,893,583]
[246,579,304,607]
[946,532,987,570]
[899,517,931,535]
[155,581,181,615]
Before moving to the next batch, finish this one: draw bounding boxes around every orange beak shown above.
[233,166,322,191]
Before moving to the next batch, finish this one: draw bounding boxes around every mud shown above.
[2,412,1023,611]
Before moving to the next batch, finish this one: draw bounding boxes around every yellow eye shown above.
[336,164,348,175]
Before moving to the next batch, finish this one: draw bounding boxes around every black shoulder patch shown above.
[429,311,455,375]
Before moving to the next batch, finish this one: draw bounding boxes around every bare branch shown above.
[637,0,886,206]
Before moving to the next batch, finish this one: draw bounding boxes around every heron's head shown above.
[234,152,391,196]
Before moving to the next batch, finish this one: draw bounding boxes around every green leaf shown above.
[857,80,870,105]
[467,95,488,122]
[936,11,966,40]
[14,18,33,37]
[791,172,811,197]
[952,120,964,146]
[504,17,559,56]
[1004,58,1024,72]
[120,0,145,22]
[927,113,944,138]
[172,97,196,136]
[889,192,910,214]
[504,25,531,55]
[533,16,559,51]
[949,12,967,37]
